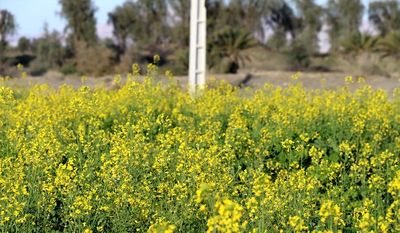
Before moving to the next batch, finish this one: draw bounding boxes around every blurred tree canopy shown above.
[17,37,31,53]
[369,1,400,36]
[326,0,364,52]
[3,0,400,76]
[0,10,17,51]
[58,0,98,47]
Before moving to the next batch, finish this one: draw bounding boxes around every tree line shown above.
[1,0,400,76]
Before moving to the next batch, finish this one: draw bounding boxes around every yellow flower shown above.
[83,228,93,233]
[319,200,344,226]
[207,199,244,233]
[289,215,308,232]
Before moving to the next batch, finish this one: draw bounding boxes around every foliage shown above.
[292,0,324,54]
[108,1,138,56]
[6,0,400,76]
[208,28,258,74]
[168,47,189,76]
[369,1,400,36]
[224,0,269,42]
[74,41,113,77]
[31,26,65,70]
[1,71,400,232]
[58,0,98,47]
[340,32,379,55]
[59,62,78,76]
[0,10,17,52]
[326,0,364,52]
[377,31,400,58]
[168,0,190,47]
[285,41,311,70]
[17,37,31,53]
[265,1,298,47]
[132,0,169,46]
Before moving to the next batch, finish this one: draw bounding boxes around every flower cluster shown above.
[0,72,400,232]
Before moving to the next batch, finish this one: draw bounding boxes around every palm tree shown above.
[208,28,258,74]
[340,32,379,55]
[376,32,400,59]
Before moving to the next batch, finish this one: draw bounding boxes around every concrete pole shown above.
[189,0,207,95]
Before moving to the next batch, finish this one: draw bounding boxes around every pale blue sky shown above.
[1,0,126,42]
[1,0,371,43]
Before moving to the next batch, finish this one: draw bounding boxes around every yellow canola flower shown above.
[289,215,308,232]
[0,71,399,232]
[389,171,400,197]
[319,200,344,227]
[148,221,176,233]
[207,199,245,233]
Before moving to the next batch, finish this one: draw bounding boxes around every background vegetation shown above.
[1,0,400,77]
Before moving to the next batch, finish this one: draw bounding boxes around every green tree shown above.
[31,25,65,69]
[74,40,113,76]
[17,36,31,53]
[326,0,364,52]
[58,0,98,46]
[108,2,138,56]
[208,28,258,73]
[376,32,400,58]
[134,0,169,46]
[0,10,17,51]
[340,32,379,55]
[206,0,230,37]
[226,0,268,41]
[168,0,191,46]
[293,0,324,54]
[369,1,400,36]
[265,1,298,50]
[285,40,311,70]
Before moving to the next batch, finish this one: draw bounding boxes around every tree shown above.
[134,0,169,46]
[376,32,400,59]
[206,0,230,38]
[208,28,258,73]
[293,0,324,54]
[74,40,113,76]
[108,2,138,56]
[369,1,400,36]
[326,0,364,52]
[31,25,65,69]
[285,40,311,70]
[58,0,98,47]
[265,1,298,50]
[17,36,31,53]
[168,0,190,46]
[340,32,379,55]
[0,10,17,50]
[226,0,269,42]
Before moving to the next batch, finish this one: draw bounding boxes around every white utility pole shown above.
[189,0,207,95]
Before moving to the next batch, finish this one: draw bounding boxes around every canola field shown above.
[1,73,400,233]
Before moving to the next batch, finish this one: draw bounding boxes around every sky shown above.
[1,0,126,43]
[1,0,372,45]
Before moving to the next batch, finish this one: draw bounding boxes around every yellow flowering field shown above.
[1,71,400,232]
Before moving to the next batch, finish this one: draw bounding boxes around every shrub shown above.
[60,62,78,76]
[75,41,113,76]
[286,41,311,70]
